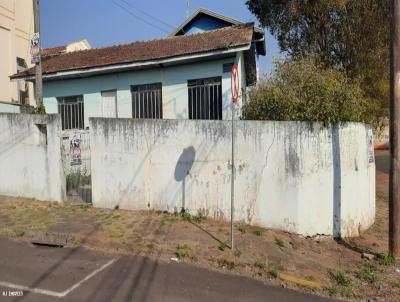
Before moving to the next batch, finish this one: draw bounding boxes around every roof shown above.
[12,24,254,80]
[171,8,264,36]
[170,8,266,56]
[41,45,67,57]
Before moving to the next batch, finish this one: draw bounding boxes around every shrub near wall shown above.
[242,59,370,125]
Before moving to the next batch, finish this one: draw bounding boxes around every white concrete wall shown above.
[90,118,375,238]
[0,113,65,202]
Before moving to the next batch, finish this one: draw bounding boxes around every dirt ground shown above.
[0,150,398,301]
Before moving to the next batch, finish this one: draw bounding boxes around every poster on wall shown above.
[70,136,82,166]
[367,129,375,164]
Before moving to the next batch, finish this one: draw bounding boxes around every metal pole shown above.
[231,103,235,250]
[33,0,43,107]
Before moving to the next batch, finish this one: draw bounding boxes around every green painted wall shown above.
[43,53,245,128]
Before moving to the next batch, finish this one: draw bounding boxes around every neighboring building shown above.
[41,39,91,57]
[12,9,266,130]
[0,0,34,105]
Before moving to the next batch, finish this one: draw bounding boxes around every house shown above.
[41,39,91,57]
[0,0,34,107]
[11,9,266,130]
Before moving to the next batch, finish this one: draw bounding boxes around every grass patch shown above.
[238,224,246,234]
[234,250,242,257]
[175,244,191,259]
[355,261,379,284]
[304,275,316,282]
[253,228,263,236]
[377,253,396,266]
[180,210,191,222]
[274,236,285,248]
[218,242,228,251]
[269,269,278,278]
[192,212,206,224]
[254,260,266,269]
[217,259,235,270]
[328,270,353,298]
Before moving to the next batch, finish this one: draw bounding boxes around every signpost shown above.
[230,64,239,250]
[30,32,40,64]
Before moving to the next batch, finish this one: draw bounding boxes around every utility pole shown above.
[390,0,400,258]
[32,0,43,107]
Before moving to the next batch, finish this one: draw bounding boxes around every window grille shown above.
[188,77,222,120]
[57,96,84,130]
[131,83,163,119]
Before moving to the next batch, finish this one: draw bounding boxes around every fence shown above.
[89,118,376,238]
[0,113,376,237]
[0,113,65,202]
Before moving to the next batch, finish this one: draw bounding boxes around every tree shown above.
[242,59,370,125]
[246,0,390,116]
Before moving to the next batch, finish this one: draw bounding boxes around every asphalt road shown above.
[0,239,338,302]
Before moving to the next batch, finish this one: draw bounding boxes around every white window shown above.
[101,90,117,118]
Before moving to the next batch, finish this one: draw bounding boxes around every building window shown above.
[188,77,222,120]
[57,95,84,130]
[16,58,29,104]
[131,83,163,119]
[101,90,117,118]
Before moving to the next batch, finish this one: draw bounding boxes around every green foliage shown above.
[254,259,266,269]
[269,269,278,278]
[243,59,370,125]
[218,242,227,251]
[253,228,263,236]
[377,253,396,266]
[192,212,205,224]
[180,209,191,222]
[233,250,242,257]
[328,270,354,297]
[30,103,46,114]
[274,237,285,248]
[66,172,91,189]
[238,224,246,234]
[217,259,235,270]
[355,261,378,284]
[175,244,191,259]
[246,0,389,118]
[328,270,352,287]
[304,275,316,282]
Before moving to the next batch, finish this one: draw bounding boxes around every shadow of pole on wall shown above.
[332,124,342,238]
[174,147,196,213]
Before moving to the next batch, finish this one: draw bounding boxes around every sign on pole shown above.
[30,32,41,64]
[230,64,239,250]
[231,64,239,103]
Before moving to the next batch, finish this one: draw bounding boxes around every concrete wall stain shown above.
[87,118,375,237]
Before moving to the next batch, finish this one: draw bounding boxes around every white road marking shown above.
[0,281,63,298]
[0,257,119,298]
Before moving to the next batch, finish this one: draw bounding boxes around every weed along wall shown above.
[0,113,65,202]
[90,118,375,237]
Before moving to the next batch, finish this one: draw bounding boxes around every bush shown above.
[242,59,370,125]
[30,103,46,114]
